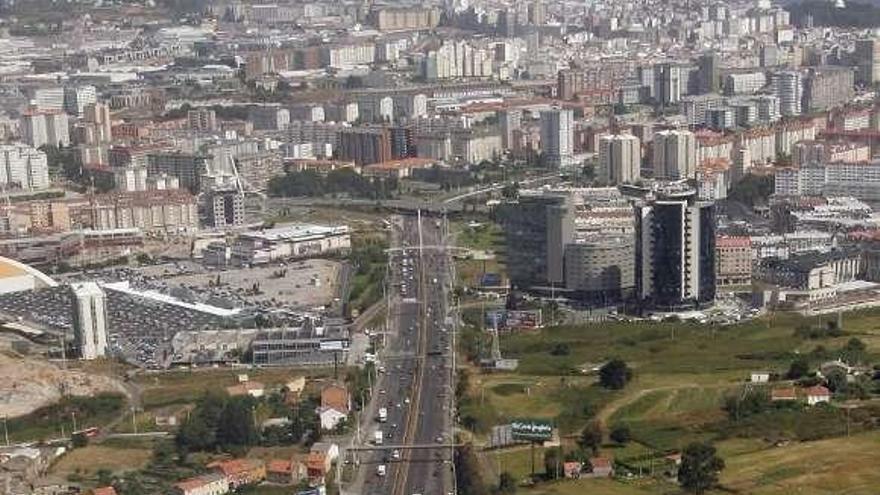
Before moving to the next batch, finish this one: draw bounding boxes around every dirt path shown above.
[594,383,704,431]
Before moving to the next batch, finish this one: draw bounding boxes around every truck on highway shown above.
[374,430,383,445]
[378,407,388,423]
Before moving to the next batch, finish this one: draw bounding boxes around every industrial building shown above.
[231,224,351,266]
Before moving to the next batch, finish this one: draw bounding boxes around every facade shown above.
[802,66,854,112]
[188,108,218,131]
[232,224,351,265]
[854,38,880,86]
[337,127,392,166]
[70,282,108,360]
[774,160,880,200]
[91,190,199,234]
[497,193,572,288]
[635,191,716,309]
[653,130,697,179]
[173,474,229,495]
[557,69,584,100]
[598,133,641,185]
[208,190,246,228]
[755,248,861,305]
[773,71,802,116]
[540,108,574,168]
[715,236,752,287]
[563,235,635,302]
[0,144,50,191]
[147,153,207,193]
[20,110,69,149]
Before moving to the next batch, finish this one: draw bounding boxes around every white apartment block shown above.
[725,71,767,95]
[540,108,574,168]
[653,130,697,179]
[0,144,50,191]
[20,110,70,149]
[598,133,641,185]
[70,282,108,360]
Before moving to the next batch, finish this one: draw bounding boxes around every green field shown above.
[463,308,880,494]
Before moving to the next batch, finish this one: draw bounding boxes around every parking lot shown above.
[162,260,341,311]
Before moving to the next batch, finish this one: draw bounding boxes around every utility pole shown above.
[3,416,8,446]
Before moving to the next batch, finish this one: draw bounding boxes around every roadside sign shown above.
[510,419,553,441]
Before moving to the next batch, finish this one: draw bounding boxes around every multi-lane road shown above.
[348,212,455,495]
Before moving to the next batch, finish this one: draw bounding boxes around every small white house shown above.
[805,385,831,406]
[317,406,347,431]
[750,371,771,383]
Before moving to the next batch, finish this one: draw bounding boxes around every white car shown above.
[377,464,387,477]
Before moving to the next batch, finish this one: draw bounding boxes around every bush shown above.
[610,425,631,444]
[599,359,633,390]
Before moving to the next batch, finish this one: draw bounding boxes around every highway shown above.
[349,212,455,495]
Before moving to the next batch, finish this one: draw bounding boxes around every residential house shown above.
[770,387,798,402]
[266,459,307,485]
[286,376,307,395]
[563,461,583,479]
[317,406,347,431]
[173,474,230,495]
[92,488,118,495]
[588,457,613,478]
[310,442,340,465]
[804,385,831,406]
[321,384,351,414]
[750,371,770,383]
[208,458,266,489]
[306,452,329,484]
[225,381,266,398]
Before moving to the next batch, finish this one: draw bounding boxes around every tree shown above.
[599,359,633,390]
[217,397,258,450]
[678,442,725,495]
[786,357,810,379]
[842,337,867,364]
[610,425,631,444]
[825,369,848,393]
[497,471,517,494]
[578,421,602,454]
[455,444,489,495]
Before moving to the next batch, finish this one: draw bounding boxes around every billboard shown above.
[510,419,553,442]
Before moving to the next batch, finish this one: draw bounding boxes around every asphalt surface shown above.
[353,213,454,495]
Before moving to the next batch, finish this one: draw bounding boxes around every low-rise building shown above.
[266,459,307,485]
[208,458,266,489]
[232,224,350,265]
[173,474,230,495]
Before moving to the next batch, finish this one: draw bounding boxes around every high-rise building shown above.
[557,69,584,100]
[498,109,522,150]
[337,127,392,165]
[497,192,573,288]
[84,103,113,144]
[634,190,716,309]
[653,130,697,179]
[654,63,682,105]
[20,109,69,148]
[697,52,720,94]
[70,282,108,360]
[598,133,641,184]
[854,38,880,86]
[802,66,855,112]
[147,152,208,193]
[64,85,97,117]
[188,108,218,131]
[0,144,50,191]
[774,71,803,116]
[32,87,65,112]
[540,108,574,168]
[209,189,246,228]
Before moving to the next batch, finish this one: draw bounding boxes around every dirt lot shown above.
[0,353,126,418]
